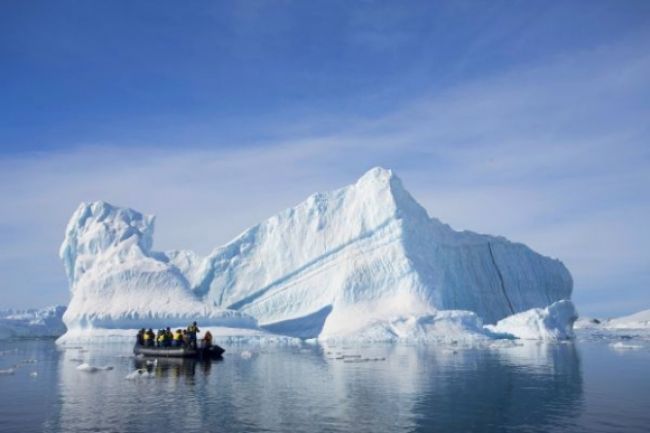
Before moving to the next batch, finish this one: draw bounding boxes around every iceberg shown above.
[58,167,573,341]
[574,309,650,330]
[0,305,67,340]
[605,309,650,329]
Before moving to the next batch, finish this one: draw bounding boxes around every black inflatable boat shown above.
[133,343,225,359]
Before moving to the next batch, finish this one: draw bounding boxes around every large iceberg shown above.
[59,167,573,341]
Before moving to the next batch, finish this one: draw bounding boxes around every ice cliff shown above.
[59,167,573,340]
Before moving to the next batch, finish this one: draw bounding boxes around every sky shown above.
[0,0,648,317]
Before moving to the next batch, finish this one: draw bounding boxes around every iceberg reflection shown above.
[48,342,583,433]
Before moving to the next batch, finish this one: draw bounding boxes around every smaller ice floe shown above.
[486,300,577,340]
[125,369,154,380]
[240,350,253,359]
[76,363,114,372]
[0,368,16,375]
[610,342,644,351]
[30,371,38,378]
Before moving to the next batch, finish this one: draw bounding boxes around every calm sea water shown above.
[0,338,648,433]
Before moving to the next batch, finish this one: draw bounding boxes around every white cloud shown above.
[1,32,648,315]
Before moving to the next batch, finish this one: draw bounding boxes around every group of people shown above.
[136,321,212,349]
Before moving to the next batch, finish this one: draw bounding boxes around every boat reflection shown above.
[133,356,220,378]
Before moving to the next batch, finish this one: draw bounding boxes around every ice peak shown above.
[355,167,403,193]
[357,166,394,183]
[59,200,155,285]
[353,167,427,223]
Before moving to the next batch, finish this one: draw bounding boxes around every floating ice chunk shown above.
[0,368,15,375]
[610,342,643,351]
[30,371,38,378]
[76,363,114,372]
[240,350,253,359]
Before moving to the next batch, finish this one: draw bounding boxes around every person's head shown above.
[166,327,170,331]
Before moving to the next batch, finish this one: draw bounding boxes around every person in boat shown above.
[164,327,173,347]
[187,322,200,348]
[136,328,145,345]
[144,328,155,347]
[173,329,183,347]
[203,330,213,348]
[156,329,166,347]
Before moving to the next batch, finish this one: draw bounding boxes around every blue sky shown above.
[0,1,649,317]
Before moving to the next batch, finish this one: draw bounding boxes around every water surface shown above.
[0,338,648,433]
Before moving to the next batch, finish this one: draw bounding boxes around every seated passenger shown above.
[165,327,173,347]
[136,328,145,345]
[182,330,190,348]
[204,330,213,348]
[173,329,183,347]
[145,329,155,346]
[156,329,166,347]
[142,329,151,346]
[187,321,200,348]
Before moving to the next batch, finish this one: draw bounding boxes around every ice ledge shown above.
[487,300,577,340]
[317,301,578,343]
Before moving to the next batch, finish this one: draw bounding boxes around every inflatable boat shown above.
[133,343,225,359]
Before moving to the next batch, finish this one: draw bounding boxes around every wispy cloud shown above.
[1,31,648,315]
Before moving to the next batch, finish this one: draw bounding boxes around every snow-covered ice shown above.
[0,306,66,340]
[604,309,650,329]
[58,167,574,342]
[487,300,578,340]
[574,308,650,339]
